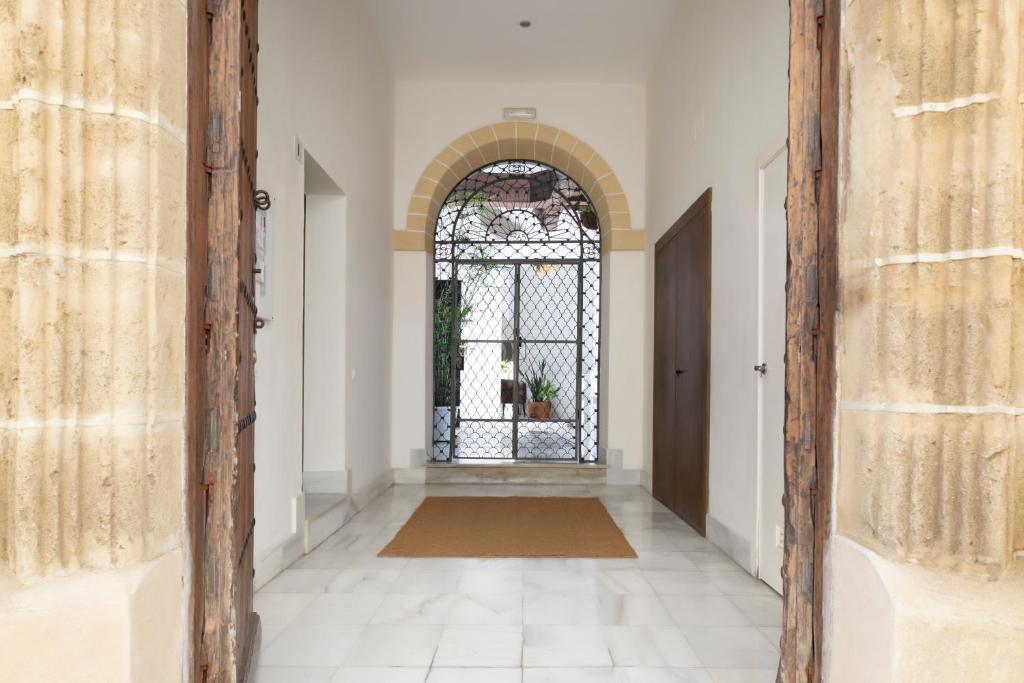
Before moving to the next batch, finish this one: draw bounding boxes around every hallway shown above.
[254,485,780,682]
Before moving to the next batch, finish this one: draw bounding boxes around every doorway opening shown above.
[756,144,788,593]
[431,160,602,463]
[301,152,348,497]
[186,1,839,679]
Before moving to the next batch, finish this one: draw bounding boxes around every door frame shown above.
[184,0,839,680]
[753,141,787,589]
[780,0,839,680]
[186,0,261,680]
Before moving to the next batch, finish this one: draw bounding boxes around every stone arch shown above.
[394,123,643,251]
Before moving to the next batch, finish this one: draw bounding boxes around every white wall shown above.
[645,0,789,568]
[389,81,648,471]
[392,81,647,230]
[255,0,393,566]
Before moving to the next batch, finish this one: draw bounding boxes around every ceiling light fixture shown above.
[519,20,532,28]
[503,107,537,121]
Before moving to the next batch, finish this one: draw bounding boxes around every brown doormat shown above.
[379,496,637,558]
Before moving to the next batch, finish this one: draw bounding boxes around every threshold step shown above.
[303,493,356,553]
[425,462,607,485]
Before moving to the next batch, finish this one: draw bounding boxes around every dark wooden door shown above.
[653,189,711,534]
[187,0,260,679]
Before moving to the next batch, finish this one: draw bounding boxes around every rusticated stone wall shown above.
[0,0,187,579]
[838,0,1023,575]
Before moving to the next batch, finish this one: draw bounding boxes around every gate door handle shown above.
[754,362,767,376]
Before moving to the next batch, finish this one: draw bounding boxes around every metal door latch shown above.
[754,362,768,376]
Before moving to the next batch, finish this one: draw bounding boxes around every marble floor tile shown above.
[594,569,655,594]
[426,668,521,682]
[261,568,340,594]
[603,625,703,667]
[445,592,523,625]
[254,593,319,647]
[327,568,402,593]
[523,668,616,682]
[260,620,363,667]
[524,569,604,594]
[254,484,781,676]
[660,595,752,627]
[707,669,778,683]
[433,625,523,667]
[523,625,613,667]
[342,625,442,667]
[757,627,783,651]
[525,669,714,683]
[330,667,428,683]
[725,595,783,627]
[681,626,781,669]
[370,593,456,625]
[525,593,671,625]
[643,570,718,595]
[457,569,523,593]
[393,569,462,594]
[254,666,338,683]
[705,573,778,597]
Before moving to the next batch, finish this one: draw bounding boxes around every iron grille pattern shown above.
[433,160,602,462]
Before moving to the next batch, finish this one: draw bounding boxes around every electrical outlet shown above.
[774,524,784,549]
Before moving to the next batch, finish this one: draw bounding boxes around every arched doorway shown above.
[432,160,601,463]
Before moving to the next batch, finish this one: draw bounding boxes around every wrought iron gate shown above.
[433,160,601,463]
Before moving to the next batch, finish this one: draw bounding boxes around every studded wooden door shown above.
[187,0,260,680]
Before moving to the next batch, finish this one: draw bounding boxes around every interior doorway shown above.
[301,152,347,495]
[652,189,712,535]
[756,145,788,594]
[185,1,839,679]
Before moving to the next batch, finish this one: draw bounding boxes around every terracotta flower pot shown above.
[527,401,552,419]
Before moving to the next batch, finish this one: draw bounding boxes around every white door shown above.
[757,147,787,594]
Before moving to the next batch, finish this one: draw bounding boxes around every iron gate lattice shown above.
[432,160,601,462]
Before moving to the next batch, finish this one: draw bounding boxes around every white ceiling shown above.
[356,0,680,82]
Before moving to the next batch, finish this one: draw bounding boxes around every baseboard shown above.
[303,494,357,553]
[254,529,304,590]
[393,467,426,484]
[351,468,395,509]
[303,470,348,494]
[705,513,755,574]
[256,473,395,589]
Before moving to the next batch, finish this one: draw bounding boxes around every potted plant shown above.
[525,360,559,419]
[578,205,598,230]
[433,281,472,442]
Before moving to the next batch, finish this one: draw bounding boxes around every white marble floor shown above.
[254,484,781,683]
